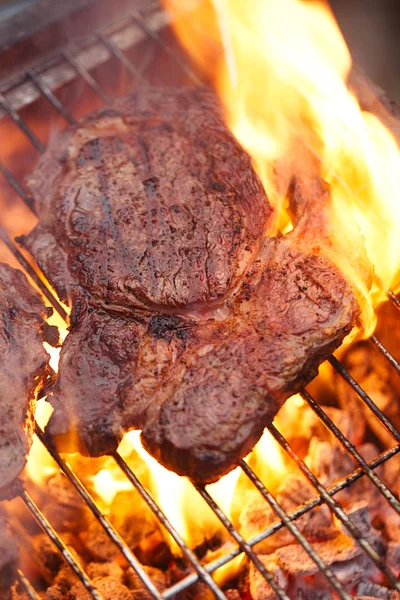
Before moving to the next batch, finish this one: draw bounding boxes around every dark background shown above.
[329,0,400,101]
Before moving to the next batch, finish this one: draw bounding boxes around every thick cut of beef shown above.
[0,263,52,498]
[24,87,270,310]
[22,87,371,484]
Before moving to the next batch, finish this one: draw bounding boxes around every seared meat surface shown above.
[24,87,269,310]
[0,264,51,498]
[23,87,371,483]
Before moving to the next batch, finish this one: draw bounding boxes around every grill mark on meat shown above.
[143,173,160,300]
[86,137,129,294]
[23,87,372,483]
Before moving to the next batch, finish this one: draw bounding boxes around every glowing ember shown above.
[162,0,400,337]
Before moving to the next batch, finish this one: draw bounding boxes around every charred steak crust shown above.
[0,263,51,498]
[24,86,371,484]
[23,86,272,310]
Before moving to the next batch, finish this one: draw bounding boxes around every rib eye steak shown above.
[22,87,371,483]
[0,263,52,498]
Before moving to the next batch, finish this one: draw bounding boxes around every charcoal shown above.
[84,521,121,563]
[275,531,359,574]
[46,587,64,600]
[355,597,385,600]
[384,513,400,543]
[34,532,80,575]
[385,541,400,576]
[125,565,167,598]
[86,562,124,580]
[248,557,288,600]
[324,406,361,445]
[306,438,354,490]
[10,588,30,600]
[84,489,159,563]
[289,578,334,600]
[176,581,216,600]
[340,502,371,537]
[46,564,79,599]
[34,534,64,574]
[225,590,241,600]
[42,473,90,533]
[239,474,333,554]
[335,303,400,451]
[68,576,133,599]
[356,581,390,598]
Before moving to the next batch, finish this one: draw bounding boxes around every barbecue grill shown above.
[1,2,400,599]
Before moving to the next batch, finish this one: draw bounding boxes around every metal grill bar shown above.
[34,425,163,600]
[370,333,400,375]
[16,570,42,600]
[388,289,400,310]
[0,227,68,320]
[0,160,36,214]
[163,444,400,597]
[194,484,291,600]
[329,355,400,443]
[113,451,229,600]
[268,423,400,591]
[61,49,112,105]
[97,32,139,79]
[0,94,45,153]
[27,69,75,124]
[239,460,352,600]
[301,388,400,514]
[130,9,202,85]
[20,490,104,600]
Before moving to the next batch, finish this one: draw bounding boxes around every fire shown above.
[25,311,68,486]
[162,0,400,337]
[120,430,236,551]
[95,423,288,554]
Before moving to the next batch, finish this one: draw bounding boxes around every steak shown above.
[0,263,52,498]
[22,87,371,484]
[24,87,270,310]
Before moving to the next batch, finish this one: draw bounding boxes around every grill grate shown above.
[0,4,400,600]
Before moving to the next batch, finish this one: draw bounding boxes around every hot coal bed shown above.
[0,1,400,600]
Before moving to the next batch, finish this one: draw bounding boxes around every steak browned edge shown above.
[21,87,372,484]
[0,263,53,499]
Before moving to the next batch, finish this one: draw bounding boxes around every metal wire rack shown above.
[0,3,400,599]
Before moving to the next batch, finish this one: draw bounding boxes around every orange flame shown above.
[162,0,400,337]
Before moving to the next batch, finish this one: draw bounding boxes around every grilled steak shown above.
[24,87,270,310]
[22,87,371,483]
[0,264,52,498]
